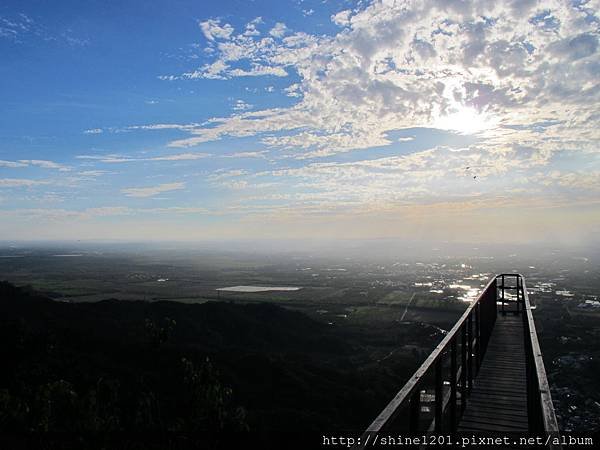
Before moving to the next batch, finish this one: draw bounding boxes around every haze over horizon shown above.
[1,0,599,243]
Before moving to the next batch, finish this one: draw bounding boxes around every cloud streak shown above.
[121,182,185,198]
[1,159,71,171]
[76,152,210,163]
[0,178,48,188]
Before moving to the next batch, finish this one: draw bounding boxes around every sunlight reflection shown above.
[434,105,498,135]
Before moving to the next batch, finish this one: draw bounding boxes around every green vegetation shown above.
[0,281,445,448]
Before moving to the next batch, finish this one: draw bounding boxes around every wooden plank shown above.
[469,386,526,401]
[476,374,526,382]
[473,382,526,389]
[460,417,529,430]
[459,420,528,432]
[477,382,525,389]
[458,311,530,432]
[461,409,528,421]
[469,384,527,395]
[477,367,526,374]
[475,378,526,385]
[480,372,526,378]
[461,409,528,422]
[471,386,526,396]
[482,363,526,368]
[477,376,525,383]
[476,370,527,378]
[482,360,526,365]
[484,364,526,368]
[462,406,528,420]
[475,378,526,386]
[478,370,526,377]
[466,400,527,412]
[471,385,526,394]
[460,416,526,428]
[467,395,527,407]
[471,391,527,400]
[480,360,526,366]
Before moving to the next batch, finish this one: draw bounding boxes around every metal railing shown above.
[521,275,561,442]
[358,274,559,446]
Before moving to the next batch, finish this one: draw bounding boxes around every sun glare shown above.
[434,105,497,135]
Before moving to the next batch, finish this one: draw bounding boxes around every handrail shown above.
[521,275,561,444]
[358,273,560,448]
[361,276,497,437]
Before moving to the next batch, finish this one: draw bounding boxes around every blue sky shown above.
[1,0,599,243]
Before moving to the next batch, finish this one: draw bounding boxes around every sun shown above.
[434,105,497,135]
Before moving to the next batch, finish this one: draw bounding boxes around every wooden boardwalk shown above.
[458,313,529,433]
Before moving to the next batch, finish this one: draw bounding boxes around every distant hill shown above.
[0,281,427,449]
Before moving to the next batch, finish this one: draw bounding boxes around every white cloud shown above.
[76,152,210,163]
[269,22,288,38]
[126,123,201,131]
[0,160,28,168]
[85,206,132,216]
[208,169,248,181]
[122,182,185,198]
[331,10,352,26]
[244,17,262,36]
[145,206,208,214]
[222,151,268,159]
[283,83,301,97]
[78,170,111,177]
[533,170,600,191]
[84,128,103,134]
[158,0,599,169]
[18,160,71,171]
[192,60,229,79]
[150,153,210,161]
[0,205,208,221]
[1,159,70,171]
[229,65,288,77]
[158,74,178,81]
[233,99,253,111]
[199,19,234,41]
[0,178,47,187]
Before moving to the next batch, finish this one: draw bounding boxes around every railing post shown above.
[501,274,505,315]
[516,275,521,313]
[450,337,457,431]
[525,321,536,431]
[492,278,498,327]
[475,302,481,373]
[409,390,420,433]
[435,358,443,432]
[461,324,467,413]
[467,314,473,390]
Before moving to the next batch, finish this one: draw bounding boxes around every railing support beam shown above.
[435,358,443,432]
[461,323,467,414]
[409,390,420,433]
[467,314,473,391]
[450,337,457,431]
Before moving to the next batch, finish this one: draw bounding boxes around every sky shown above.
[0,0,599,244]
